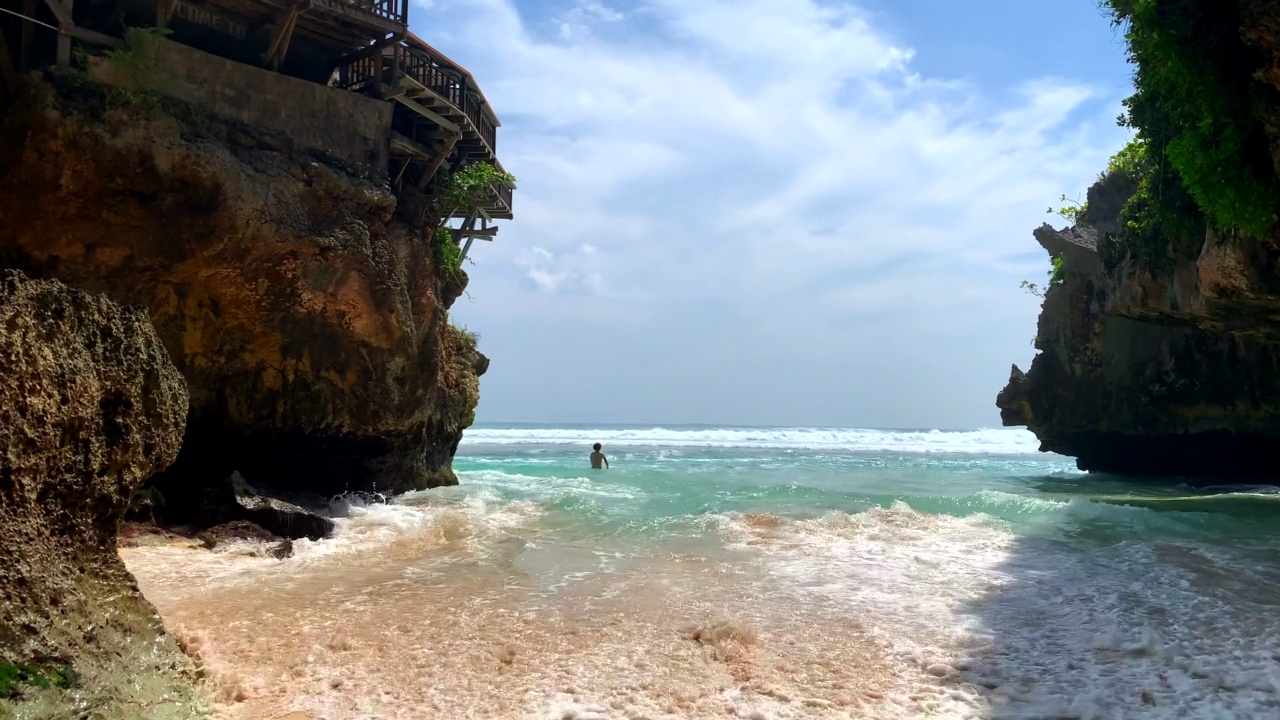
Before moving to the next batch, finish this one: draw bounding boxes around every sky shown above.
[415,0,1134,429]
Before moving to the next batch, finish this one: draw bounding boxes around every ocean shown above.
[121,425,1280,719]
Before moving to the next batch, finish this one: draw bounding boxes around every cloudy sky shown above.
[420,0,1133,429]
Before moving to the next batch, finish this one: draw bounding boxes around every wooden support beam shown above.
[55,0,73,66]
[156,0,179,28]
[415,130,460,190]
[392,157,411,190]
[38,0,69,27]
[64,25,122,48]
[382,40,400,95]
[330,32,402,71]
[389,130,437,160]
[393,92,461,133]
[20,0,36,72]
[456,214,486,263]
[33,0,121,56]
[263,2,305,71]
[454,226,498,239]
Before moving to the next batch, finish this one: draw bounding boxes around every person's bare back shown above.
[590,443,609,469]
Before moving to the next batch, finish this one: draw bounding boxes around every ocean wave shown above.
[715,501,1280,718]
[460,426,1045,454]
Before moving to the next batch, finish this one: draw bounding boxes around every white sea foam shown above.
[721,501,1280,719]
[461,426,1045,454]
[458,470,645,501]
[119,445,1280,719]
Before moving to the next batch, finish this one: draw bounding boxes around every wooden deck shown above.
[2,0,513,222]
[334,32,513,220]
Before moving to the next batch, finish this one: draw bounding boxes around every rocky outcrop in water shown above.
[0,73,487,520]
[996,169,1280,479]
[222,471,335,541]
[0,271,202,715]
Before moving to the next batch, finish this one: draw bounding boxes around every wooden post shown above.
[55,0,73,66]
[458,218,497,263]
[263,2,302,71]
[452,211,477,240]
[156,0,179,28]
[392,157,410,190]
[20,0,36,72]
[416,130,460,191]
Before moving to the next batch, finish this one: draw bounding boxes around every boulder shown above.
[0,271,202,714]
[228,472,335,541]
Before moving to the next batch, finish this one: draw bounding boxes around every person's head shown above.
[593,443,602,452]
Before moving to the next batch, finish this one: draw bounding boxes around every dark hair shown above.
[593,443,602,451]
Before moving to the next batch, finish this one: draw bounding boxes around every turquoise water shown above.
[441,424,1280,718]
[454,428,1280,544]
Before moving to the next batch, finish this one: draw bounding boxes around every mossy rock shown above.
[0,662,78,698]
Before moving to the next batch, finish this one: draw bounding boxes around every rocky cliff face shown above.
[0,74,487,517]
[997,169,1280,479]
[998,2,1280,480]
[0,271,201,716]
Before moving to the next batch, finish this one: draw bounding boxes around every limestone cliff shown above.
[0,72,487,517]
[0,271,201,717]
[997,174,1280,477]
[996,3,1280,479]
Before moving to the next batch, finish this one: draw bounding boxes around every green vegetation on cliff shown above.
[0,662,77,698]
[1104,0,1280,258]
[431,162,517,277]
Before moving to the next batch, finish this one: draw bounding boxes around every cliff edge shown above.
[998,2,1280,479]
[0,71,488,518]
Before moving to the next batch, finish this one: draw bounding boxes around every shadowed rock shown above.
[228,472,335,541]
[998,165,1280,480]
[0,271,202,715]
[0,75,487,524]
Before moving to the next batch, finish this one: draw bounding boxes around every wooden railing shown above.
[334,40,497,156]
[368,0,409,24]
[491,179,513,213]
[313,0,409,27]
[398,43,497,155]
[333,54,381,92]
[332,37,510,213]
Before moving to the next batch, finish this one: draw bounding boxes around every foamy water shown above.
[121,426,1280,719]
[460,424,1044,454]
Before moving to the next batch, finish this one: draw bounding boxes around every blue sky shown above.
[416,0,1133,428]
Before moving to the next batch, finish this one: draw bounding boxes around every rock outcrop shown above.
[0,271,202,715]
[997,171,1280,479]
[0,73,487,519]
[998,2,1280,480]
[223,471,335,541]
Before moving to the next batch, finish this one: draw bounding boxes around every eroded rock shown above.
[0,74,487,522]
[998,175,1280,479]
[228,472,335,541]
[0,271,202,715]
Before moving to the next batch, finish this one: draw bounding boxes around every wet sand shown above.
[119,507,935,720]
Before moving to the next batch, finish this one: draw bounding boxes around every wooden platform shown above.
[2,0,512,222]
[334,31,512,220]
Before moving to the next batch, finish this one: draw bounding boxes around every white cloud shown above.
[559,0,625,38]
[423,0,1129,427]
[515,244,608,295]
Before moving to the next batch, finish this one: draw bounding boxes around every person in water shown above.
[590,443,609,469]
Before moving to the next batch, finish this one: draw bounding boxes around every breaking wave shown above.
[461,425,1044,454]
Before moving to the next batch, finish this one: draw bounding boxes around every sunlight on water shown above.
[122,426,1280,719]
